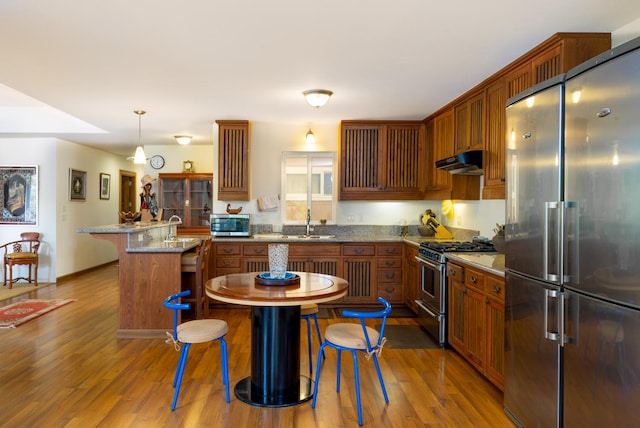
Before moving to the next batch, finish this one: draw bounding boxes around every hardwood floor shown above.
[0,264,515,427]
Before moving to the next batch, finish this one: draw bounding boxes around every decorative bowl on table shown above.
[118,211,141,224]
[255,272,301,286]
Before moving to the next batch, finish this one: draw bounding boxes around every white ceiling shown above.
[1,0,640,157]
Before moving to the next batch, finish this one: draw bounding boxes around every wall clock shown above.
[183,160,194,173]
[150,155,165,170]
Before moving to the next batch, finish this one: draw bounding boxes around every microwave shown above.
[210,213,251,237]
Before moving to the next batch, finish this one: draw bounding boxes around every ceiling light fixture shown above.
[174,135,192,145]
[303,89,333,108]
[127,110,148,164]
[305,129,316,144]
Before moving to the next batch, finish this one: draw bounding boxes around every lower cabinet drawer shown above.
[377,284,402,302]
[216,258,241,269]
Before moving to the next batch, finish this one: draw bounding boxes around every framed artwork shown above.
[69,169,87,201]
[99,173,111,200]
[0,165,38,225]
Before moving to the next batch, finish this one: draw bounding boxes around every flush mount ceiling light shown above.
[174,135,192,145]
[303,89,333,108]
[305,129,316,144]
[127,110,148,164]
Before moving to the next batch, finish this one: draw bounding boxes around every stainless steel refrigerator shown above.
[504,36,640,428]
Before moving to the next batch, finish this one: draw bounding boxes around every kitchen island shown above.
[77,221,201,338]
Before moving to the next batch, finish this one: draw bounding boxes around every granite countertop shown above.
[445,253,505,277]
[76,221,171,233]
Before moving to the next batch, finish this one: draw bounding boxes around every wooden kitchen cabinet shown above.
[376,243,403,304]
[158,173,213,234]
[339,121,425,200]
[482,77,507,200]
[447,259,505,391]
[425,109,481,201]
[212,242,242,276]
[288,243,342,276]
[454,90,484,154]
[403,244,419,313]
[342,244,376,303]
[216,120,250,201]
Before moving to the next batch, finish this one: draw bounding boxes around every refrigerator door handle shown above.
[561,201,579,284]
[544,288,560,341]
[545,201,560,281]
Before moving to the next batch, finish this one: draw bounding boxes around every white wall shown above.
[0,138,57,282]
[612,17,640,47]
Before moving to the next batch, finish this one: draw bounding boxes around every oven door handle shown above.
[415,299,441,319]
[414,255,445,273]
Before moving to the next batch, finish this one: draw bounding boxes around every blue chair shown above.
[163,290,230,410]
[311,297,392,426]
[301,303,325,374]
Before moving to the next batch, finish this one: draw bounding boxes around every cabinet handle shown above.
[355,248,364,255]
[223,248,233,254]
[223,260,232,267]
[486,297,490,304]
[470,275,478,284]
[449,269,456,276]
[492,284,502,293]
[385,260,394,266]
[385,272,395,279]
[385,249,397,254]
[253,248,265,254]
[385,287,395,293]
[463,288,467,294]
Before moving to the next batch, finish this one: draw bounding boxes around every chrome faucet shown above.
[166,215,182,240]
[306,208,311,237]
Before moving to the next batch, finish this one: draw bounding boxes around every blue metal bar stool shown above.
[311,297,391,425]
[301,303,325,374]
[163,290,230,410]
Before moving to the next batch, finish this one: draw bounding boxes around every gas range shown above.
[417,240,496,264]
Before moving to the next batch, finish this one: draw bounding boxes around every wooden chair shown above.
[180,238,212,319]
[163,290,230,410]
[312,297,392,426]
[2,232,40,289]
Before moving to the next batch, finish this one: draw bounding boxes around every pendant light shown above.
[129,110,148,164]
[305,129,316,144]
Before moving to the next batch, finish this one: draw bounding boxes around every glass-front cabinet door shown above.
[158,173,212,233]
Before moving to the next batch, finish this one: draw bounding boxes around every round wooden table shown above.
[205,272,348,407]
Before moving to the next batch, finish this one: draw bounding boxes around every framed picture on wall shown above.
[69,169,87,201]
[0,165,38,225]
[99,173,111,200]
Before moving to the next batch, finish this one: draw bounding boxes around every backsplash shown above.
[252,224,479,240]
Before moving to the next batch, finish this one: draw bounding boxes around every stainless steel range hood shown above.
[435,150,483,175]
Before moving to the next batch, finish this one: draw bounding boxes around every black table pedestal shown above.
[234,305,313,407]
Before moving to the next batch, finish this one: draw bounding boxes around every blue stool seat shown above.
[163,290,230,410]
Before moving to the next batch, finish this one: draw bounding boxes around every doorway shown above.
[119,170,137,223]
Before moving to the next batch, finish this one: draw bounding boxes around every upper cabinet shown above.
[339,120,425,200]
[424,32,611,201]
[158,173,213,234]
[424,109,481,200]
[454,90,485,154]
[216,120,250,201]
[481,32,611,200]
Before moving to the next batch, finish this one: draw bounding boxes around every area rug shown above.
[0,298,75,328]
[334,306,416,318]
[375,325,441,349]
